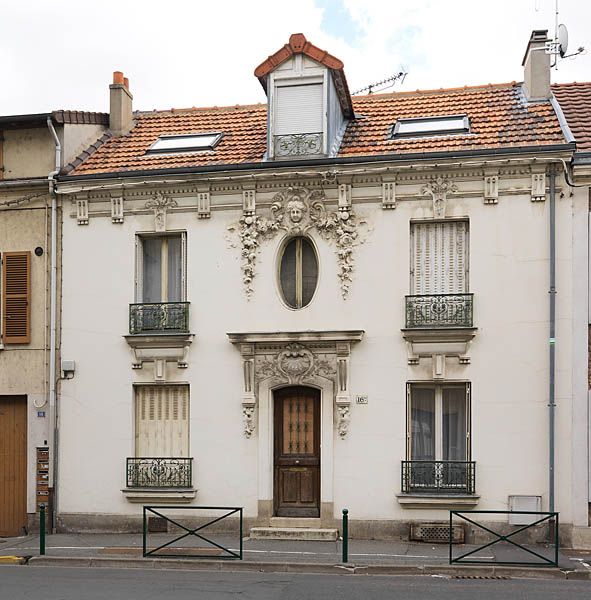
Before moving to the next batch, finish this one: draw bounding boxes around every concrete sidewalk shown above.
[1,533,590,580]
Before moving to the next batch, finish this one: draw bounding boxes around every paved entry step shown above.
[249,527,339,541]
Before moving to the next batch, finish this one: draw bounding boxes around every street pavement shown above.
[1,565,591,599]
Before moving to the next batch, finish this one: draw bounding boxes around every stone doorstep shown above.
[249,527,339,541]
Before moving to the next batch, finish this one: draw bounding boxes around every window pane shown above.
[301,239,318,307]
[280,239,297,308]
[142,238,162,303]
[411,387,435,460]
[443,387,467,461]
[167,236,182,302]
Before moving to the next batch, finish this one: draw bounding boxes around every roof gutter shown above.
[59,143,576,183]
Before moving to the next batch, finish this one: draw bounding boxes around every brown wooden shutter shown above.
[2,252,31,344]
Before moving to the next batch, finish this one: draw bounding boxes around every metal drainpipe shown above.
[549,164,557,514]
[46,116,61,533]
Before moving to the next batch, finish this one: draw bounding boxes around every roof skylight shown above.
[148,133,222,154]
[392,115,470,138]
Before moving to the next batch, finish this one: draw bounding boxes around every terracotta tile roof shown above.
[552,82,591,151]
[68,82,568,176]
[51,110,109,125]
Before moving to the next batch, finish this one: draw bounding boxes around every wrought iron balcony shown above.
[126,457,193,488]
[401,460,476,495]
[405,294,473,328]
[129,302,189,334]
[274,133,324,158]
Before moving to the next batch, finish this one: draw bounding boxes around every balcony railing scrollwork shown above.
[129,302,189,334]
[274,133,324,158]
[126,457,193,488]
[405,294,473,328]
[401,460,476,495]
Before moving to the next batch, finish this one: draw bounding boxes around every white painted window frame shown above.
[406,382,471,461]
[134,231,187,303]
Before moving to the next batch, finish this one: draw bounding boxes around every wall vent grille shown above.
[410,522,464,544]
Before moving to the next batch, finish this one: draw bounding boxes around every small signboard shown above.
[356,395,368,405]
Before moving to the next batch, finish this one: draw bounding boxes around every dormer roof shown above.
[254,33,354,119]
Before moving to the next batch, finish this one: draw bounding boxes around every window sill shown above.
[121,488,197,503]
[396,493,480,509]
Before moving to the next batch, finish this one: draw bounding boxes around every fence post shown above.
[342,508,349,563]
[39,505,46,556]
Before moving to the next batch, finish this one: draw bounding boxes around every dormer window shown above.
[255,34,354,162]
[392,115,470,138]
[147,133,222,154]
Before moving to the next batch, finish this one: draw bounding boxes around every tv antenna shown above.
[544,1,585,67]
[352,71,407,96]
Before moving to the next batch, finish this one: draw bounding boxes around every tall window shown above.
[137,234,185,303]
[410,221,468,294]
[407,383,470,462]
[279,237,318,309]
[135,385,189,457]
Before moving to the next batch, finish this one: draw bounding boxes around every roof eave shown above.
[61,142,576,183]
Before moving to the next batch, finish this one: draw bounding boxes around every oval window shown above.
[279,237,318,309]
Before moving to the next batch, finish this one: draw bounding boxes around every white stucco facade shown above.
[56,155,590,540]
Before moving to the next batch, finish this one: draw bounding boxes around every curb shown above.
[25,555,591,580]
[0,556,27,565]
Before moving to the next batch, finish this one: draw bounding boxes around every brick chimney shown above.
[522,30,551,102]
[109,71,133,135]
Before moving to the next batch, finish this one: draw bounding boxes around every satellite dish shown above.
[558,24,569,58]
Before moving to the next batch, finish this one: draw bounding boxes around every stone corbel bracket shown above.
[76,195,89,225]
[228,330,364,438]
[124,333,194,381]
[402,328,477,379]
[197,184,211,219]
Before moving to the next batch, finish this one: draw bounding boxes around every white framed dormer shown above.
[268,55,345,160]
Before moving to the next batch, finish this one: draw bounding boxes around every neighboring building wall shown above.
[0,190,52,521]
[58,159,587,538]
[2,128,55,179]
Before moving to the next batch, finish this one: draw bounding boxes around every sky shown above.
[0,0,589,115]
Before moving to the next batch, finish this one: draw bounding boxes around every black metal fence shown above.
[127,458,193,488]
[402,461,476,495]
[143,506,243,559]
[129,302,190,334]
[405,294,473,328]
[449,510,559,567]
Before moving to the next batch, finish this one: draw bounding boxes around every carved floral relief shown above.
[228,186,368,299]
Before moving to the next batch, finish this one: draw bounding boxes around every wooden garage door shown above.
[0,396,27,536]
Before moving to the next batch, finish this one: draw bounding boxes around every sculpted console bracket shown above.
[227,331,364,439]
[227,186,369,299]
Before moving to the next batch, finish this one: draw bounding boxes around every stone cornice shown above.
[227,330,365,344]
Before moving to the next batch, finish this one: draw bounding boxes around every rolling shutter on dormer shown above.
[274,84,323,135]
[2,252,30,344]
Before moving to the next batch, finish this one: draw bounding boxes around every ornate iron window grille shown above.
[405,294,473,328]
[129,302,189,334]
[401,460,476,494]
[127,457,193,488]
[274,133,324,158]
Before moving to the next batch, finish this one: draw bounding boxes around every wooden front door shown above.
[0,396,27,536]
[274,387,320,517]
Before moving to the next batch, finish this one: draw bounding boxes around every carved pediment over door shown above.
[227,330,364,439]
